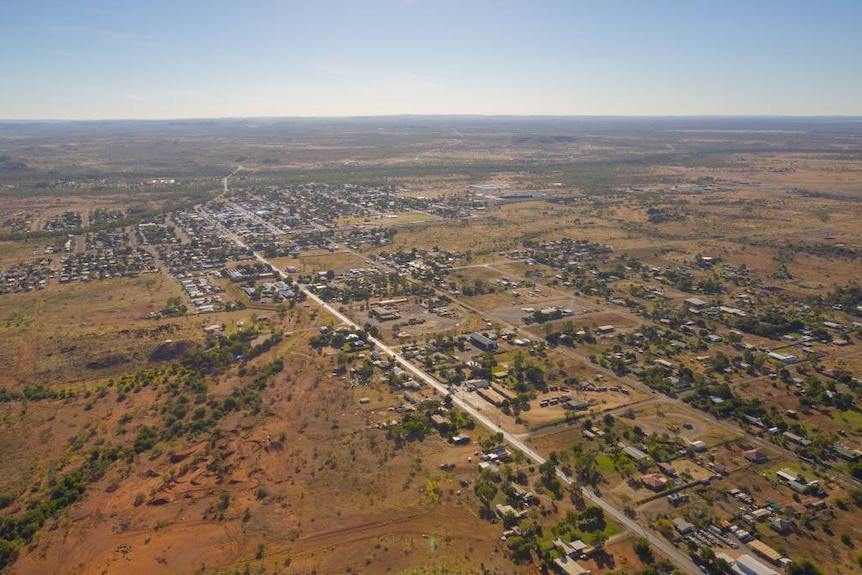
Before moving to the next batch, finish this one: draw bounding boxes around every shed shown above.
[672,517,694,534]
[744,448,767,463]
[747,540,782,564]
[776,469,798,483]
[734,553,778,575]
[470,332,498,352]
[619,443,649,461]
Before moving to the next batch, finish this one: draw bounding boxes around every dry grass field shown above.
[0,276,193,387]
[2,117,862,574]
[4,326,521,575]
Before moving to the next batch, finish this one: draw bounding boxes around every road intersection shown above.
[199,206,702,574]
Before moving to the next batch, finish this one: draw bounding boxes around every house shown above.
[510,483,536,504]
[735,529,753,542]
[540,307,562,320]
[834,445,862,461]
[787,480,810,494]
[769,517,792,534]
[641,473,668,491]
[802,499,827,510]
[685,297,708,308]
[657,462,677,477]
[672,517,694,534]
[744,448,767,463]
[430,414,449,430]
[370,308,401,321]
[495,503,525,520]
[668,492,689,506]
[690,440,708,452]
[553,538,588,558]
[783,431,813,447]
[450,434,470,445]
[744,414,765,428]
[476,387,509,407]
[767,351,797,364]
[718,305,747,317]
[597,325,615,335]
[563,399,589,411]
[466,378,490,390]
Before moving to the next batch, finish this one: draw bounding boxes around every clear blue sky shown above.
[2,0,861,119]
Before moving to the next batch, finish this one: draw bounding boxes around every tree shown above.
[0,540,19,570]
[568,482,585,509]
[633,536,654,563]
[512,449,526,467]
[513,352,526,379]
[786,559,824,575]
[710,352,730,373]
[525,365,545,388]
[580,506,605,527]
[474,480,497,508]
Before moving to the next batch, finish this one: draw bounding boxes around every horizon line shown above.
[3,113,862,123]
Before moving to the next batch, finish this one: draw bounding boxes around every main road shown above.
[200,205,702,574]
[300,282,703,575]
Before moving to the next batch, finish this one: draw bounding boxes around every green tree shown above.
[632,537,655,564]
[474,480,497,508]
[525,365,545,388]
[786,559,824,575]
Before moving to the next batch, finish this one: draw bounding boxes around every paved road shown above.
[198,170,862,568]
[246,228,699,570]
[298,284,703,575]
[200,216,700,573]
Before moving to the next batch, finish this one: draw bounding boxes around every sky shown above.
[2,0,862,119]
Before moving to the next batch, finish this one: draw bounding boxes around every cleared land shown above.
[1,117,862,574]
